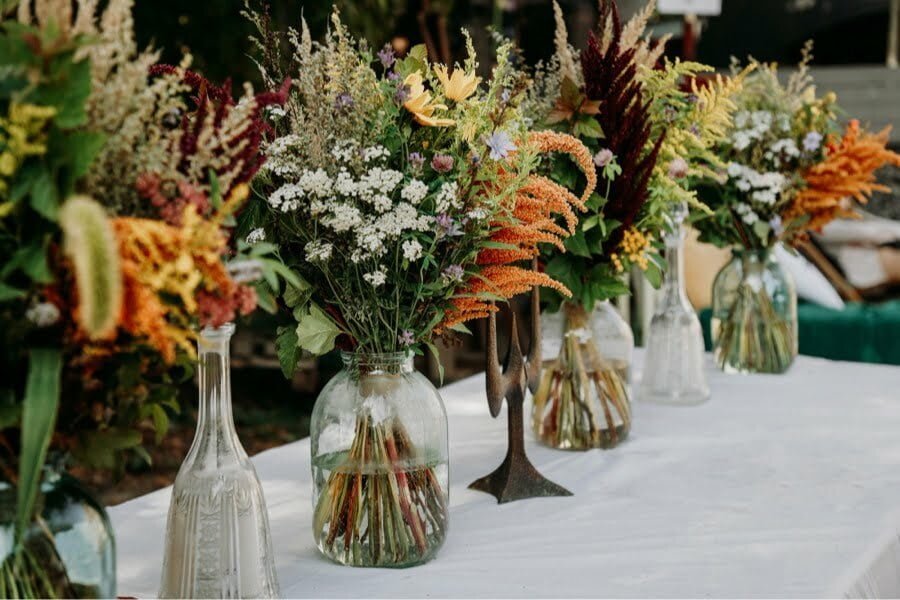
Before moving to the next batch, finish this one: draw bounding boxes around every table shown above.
[113,353,900,598]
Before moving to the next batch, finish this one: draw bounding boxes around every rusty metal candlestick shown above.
[468,283,572,503]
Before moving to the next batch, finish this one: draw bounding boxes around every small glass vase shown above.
[159,323,279,599]
[1,467,116,598]
[532,300,632,450]
[640,204,710,405]
[711,247,798,374]
[310,351,449,568]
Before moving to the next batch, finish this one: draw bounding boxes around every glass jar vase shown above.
[533,300,632,450]
[310,351,449,568]
[159,323,279,599]
[711,247,798,374]
[640,203,710,405]
[0,468,116,598]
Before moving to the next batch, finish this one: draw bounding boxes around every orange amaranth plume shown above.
[439,131,596,331]
[787,120,900,232]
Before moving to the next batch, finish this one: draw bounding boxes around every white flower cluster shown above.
[731,110,789,151]
[305,240,334,263]
[268,138,467,287]
[402,239,423,261]
[734,202,759,226]
[262,134,304,178]
[726,162,787,206]
[245,227,266,244]
[435,181,460,213]
[363,268,387,287]
[765,138,800,168]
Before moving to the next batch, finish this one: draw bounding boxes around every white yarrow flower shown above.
[305,240,333,263]
[400,179,429,205]
[245,228,266,244]
[402,240,423,261]
[26,302,60,327]
[363,269,387,287]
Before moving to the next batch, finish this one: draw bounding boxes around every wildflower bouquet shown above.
[692,46,900,372]
[523,0,745,448]
[243,7,594,566]
[1,1,289,593]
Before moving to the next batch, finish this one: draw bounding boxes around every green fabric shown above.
[699,300,900,365]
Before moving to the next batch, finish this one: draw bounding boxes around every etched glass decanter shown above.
[159,323,279,599]
[639,202,710,405]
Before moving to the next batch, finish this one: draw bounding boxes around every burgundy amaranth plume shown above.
[581,0,665,254]
[149,65,291,196]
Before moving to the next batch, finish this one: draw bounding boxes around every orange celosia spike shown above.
[788,121,900,232]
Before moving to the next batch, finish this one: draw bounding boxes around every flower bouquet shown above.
[692,45,900,373]
[243,7,595,566]
[522,0,745,445]
[1,1,290,595]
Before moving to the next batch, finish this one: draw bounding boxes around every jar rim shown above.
[340,350,414,368]
[731,246,773,259]
[200,322,236,338]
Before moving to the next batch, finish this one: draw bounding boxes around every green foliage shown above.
[17,348,61,539]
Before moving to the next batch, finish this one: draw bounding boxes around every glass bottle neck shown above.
[194,323,241,457]
[661,222,690,306]
[733,247,772,275]
[341,351,414,376]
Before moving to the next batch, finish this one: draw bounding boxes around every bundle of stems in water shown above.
[313,413,447,567]
[532,305,631,450]
[713,282,795,374]
[0,526,73,598]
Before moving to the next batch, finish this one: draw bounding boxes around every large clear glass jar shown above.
[640,204,710,405]
[711,247,798,374]
[310,351,449,568]
[533,300,632,450]
[0,468,116,598]
[159,323,279,599]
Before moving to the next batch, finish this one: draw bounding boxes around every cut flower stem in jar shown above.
[312,373,448,568]
[532,303,631,450]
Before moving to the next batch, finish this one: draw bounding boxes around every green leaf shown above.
[149,404,169,445]
[73,428,143,470]
[563,229,592,258]
[29,169,59,221]
[1,242,53,285]
[644,260,663,289]
[425,341,444,385]
[752,219,771,242]
[64,131,106,179]
[0,274,19,298]
[295,304,341,356]
[209,170,222,209]
[283,278,313,309]
[574,118,603,139]
[275,325,301,378]
[17,348,62,540]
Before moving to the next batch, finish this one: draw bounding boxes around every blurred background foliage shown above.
[133,0,894,94]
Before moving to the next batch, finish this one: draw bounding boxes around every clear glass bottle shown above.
[310,351,449,568]
[0,468,116,598]
[640,203,710,405]
[711,247,798,374]
[159,323,279,599]
[533,300,633,450]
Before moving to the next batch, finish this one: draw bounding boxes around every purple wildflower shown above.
[394,84,410,104]
[500,88,512,103]
[334,92,354,111]
[431,154,454,173]
[803,131,823,152]
[398,329,415,346]
[378,44,395,69]
[408,152,425,170]
[483,130,516,161]
[435,213,464,237]
[442,264,465,284]
[593,148,614,167]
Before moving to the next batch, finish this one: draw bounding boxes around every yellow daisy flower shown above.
[402,72,454,127]
[433,65,480,102]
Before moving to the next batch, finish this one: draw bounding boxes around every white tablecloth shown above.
[112,353,900,598]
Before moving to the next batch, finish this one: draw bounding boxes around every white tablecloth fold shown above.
[112,353,900,598]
